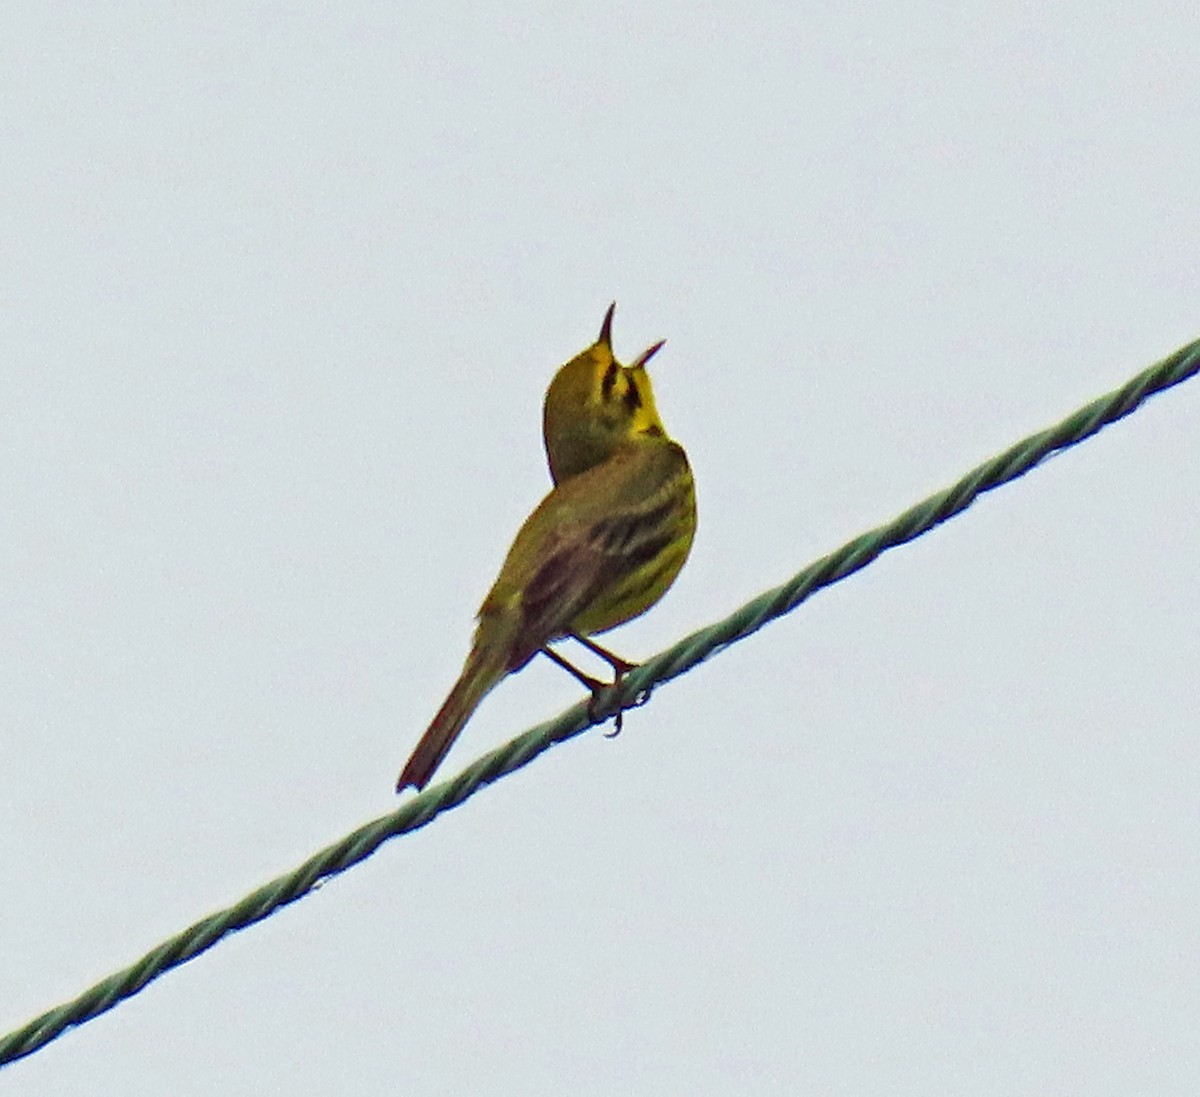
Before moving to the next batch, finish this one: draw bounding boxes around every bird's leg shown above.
[540,645,606,692]
[570,633,651,716]
[540,639,635,737]
[567,632,637,677]
[570,633,646,737]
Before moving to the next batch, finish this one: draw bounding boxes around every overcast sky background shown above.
[3,4,1200,1094]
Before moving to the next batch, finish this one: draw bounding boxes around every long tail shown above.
[396,640,509,792]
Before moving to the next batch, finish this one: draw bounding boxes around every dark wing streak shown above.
[593,495,681,556]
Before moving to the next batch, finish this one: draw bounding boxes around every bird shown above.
[396,304,697,792]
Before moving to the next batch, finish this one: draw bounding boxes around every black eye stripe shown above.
[623,375,643,412]
[601,363,618,400]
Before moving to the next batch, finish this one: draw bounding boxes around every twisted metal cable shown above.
[3,335,1198,1069]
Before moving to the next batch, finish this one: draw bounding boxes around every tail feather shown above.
[397,643,508,792]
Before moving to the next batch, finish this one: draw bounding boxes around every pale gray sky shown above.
[3,4,1199,1094]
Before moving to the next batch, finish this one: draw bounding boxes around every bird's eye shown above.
[623,375,643,412]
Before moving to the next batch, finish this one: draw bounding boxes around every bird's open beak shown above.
[629,340,666,370]
[598,302,617,350]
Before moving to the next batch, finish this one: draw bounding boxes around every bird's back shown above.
[479,438,696,669]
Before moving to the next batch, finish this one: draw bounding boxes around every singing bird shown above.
[396,305,697,792]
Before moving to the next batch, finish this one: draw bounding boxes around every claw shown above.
[585,686,624,737]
